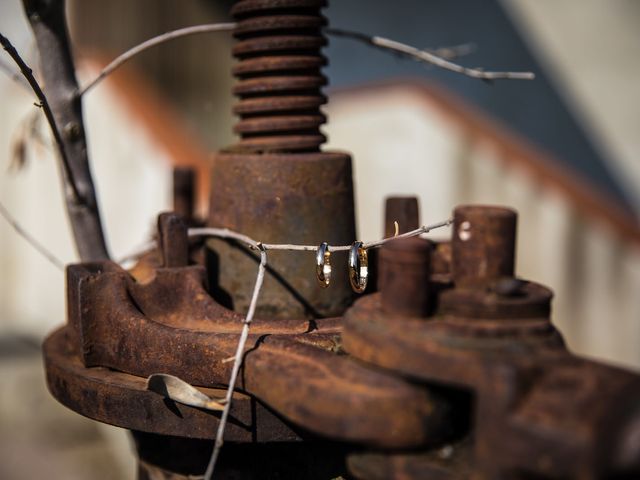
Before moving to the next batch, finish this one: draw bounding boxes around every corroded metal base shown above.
[208,152,356,319]
[43,327,301,441]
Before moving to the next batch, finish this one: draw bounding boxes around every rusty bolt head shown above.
[380,237,432,318]
[451,205,517,288]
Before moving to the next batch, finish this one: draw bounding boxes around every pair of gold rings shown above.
[316,242,368,293]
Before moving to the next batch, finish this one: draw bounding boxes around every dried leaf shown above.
[9,134,27,172]
[146,374,225,411]
[8,110,47,172]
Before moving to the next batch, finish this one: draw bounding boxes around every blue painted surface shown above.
[323,0,633,213]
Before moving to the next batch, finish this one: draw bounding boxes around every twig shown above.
[0,200,65,271]
[81,25,525,98]
[189,226,260,250]
[192,218,451,478]
[364,219,452,248]
[22,0,109,261]
[326,28,535,81]
[9,109,50,172]
[78,22,236,96]
[118,219,452,265]
[188,218,452,253]
[429,43,476,60]
[0,32,81,200]
[204,245,268,480]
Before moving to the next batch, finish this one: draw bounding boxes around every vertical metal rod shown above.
[173,167,196,221]
[451,205,517,287]
[380,237,432,318]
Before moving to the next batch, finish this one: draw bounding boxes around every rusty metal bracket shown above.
[38,1,640,478]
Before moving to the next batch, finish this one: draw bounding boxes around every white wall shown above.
[503,0,640,216]
[326,85,640,370]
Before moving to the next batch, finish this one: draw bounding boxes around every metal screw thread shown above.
[231,0,328,152]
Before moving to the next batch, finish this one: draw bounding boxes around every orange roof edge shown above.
[329,79,640,246]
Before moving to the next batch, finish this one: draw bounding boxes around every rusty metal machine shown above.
[43,1,640,478]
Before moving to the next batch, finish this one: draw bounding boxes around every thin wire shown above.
[189,227,260,250]
[0,200,65,271]
[189,218,452,253]
[117,219,453,266]
[327,28,535,81]
[81,24,531,99]
[0,32,83,202]
[78,23,236,96]
[204,245,267,480]
[114,217,453,478]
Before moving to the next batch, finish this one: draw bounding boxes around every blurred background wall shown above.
[0,0,638,478]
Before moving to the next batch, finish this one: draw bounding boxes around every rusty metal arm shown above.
[61,256,456,448]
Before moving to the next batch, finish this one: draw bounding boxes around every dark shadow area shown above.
[133,430,349,479]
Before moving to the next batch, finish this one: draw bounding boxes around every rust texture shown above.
[208,152,355,319]
[342,204,640,479]
[207,0,355,320]
[45,201,640,478]
[368,196,422,294]
[38,0,640,478]
[451,204,517,287]
[231,0,328,152]
[380,237,432,318]
[49,212,456,452]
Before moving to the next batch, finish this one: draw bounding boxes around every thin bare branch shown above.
[118,218,452,266]
[190,218,452,478]
[81,24,520,97]
[429,43,476,60]
[188,218,452,253]
[0,200,65,271]
[326,28,535,81]
[79,22,236,96]
[22,0,109,261]
[0,31,83,200]
[204,245,268,480]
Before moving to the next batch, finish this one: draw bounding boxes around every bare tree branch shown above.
[78,22,236,96]
[0,31,82,197]
[81,25,524,97]
[21,0,109,261]
[205,245,267,480]
[326,28,535,81]
[429,43,476,60]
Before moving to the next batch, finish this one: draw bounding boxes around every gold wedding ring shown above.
[316,242,331,288]
[348,241,368,293]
